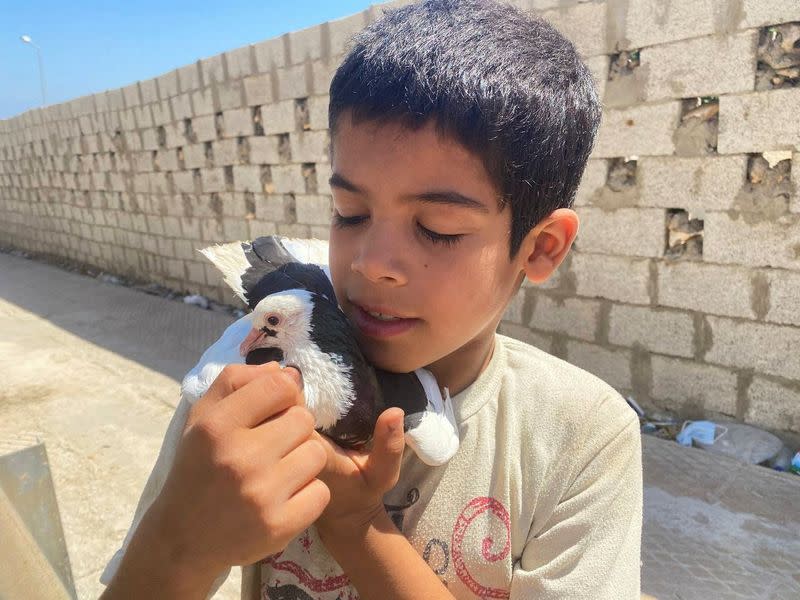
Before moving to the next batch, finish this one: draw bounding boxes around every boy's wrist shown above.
[316,503,393,547]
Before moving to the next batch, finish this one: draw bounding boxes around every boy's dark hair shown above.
[328,0,602,259]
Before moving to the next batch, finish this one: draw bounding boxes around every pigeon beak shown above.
[239,328,265,357]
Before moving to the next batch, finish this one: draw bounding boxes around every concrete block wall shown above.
[1,0,799,435]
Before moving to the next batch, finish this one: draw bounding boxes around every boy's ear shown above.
[519,208,579,284]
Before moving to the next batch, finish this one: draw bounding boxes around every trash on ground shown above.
[183,294,209,309]
[677,420,725,447]
[791,452,800,475]
[693,422,783,465]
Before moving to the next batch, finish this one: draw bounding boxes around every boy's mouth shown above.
[350,302,420,339]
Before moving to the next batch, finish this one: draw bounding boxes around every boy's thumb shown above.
[366,408,405,490]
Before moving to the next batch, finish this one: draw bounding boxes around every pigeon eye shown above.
[267,316,280,327]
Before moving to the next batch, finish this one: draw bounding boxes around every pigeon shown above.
[182,236,460,465]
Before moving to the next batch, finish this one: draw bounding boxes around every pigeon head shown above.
[239,289,314,358]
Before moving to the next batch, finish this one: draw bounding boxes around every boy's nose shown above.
[350,224,409,286]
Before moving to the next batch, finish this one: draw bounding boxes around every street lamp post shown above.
[20,35,47,107]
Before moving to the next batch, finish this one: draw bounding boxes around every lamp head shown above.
[20,35,32,43]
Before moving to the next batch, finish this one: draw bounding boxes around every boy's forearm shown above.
[318,510,455,600]
[99,505,218,600]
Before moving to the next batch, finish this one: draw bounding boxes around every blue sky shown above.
[0,1,377,119]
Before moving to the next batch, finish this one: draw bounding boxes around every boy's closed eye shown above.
[331,209,466,247]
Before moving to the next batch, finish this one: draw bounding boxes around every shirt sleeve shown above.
[98,395,232,598]
[510,394,643,599]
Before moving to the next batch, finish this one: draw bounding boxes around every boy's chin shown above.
[361,345,426,375]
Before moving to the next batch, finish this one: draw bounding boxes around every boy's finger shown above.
[271,438,328,501]
[212,367,304,429]
[282,478,330,534]
[365,408,405,490]
[194,362,282,416]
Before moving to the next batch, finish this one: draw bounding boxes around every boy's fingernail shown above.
[283,366,304,391]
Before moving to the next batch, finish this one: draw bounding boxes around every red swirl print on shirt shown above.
[264,548,350,593]
[451,497,511,599]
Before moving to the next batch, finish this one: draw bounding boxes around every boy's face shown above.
[328,113,527,390]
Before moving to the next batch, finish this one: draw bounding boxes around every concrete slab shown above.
[642,436,800,599]
[0,252,240,599]
[1,250,799,599]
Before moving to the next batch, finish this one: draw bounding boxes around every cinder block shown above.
[765,268,800,326]
[658,261,754,319]
[529,294,601,341]
[201,168,226,193]
[139,79,159,104]
[704,211,800,270]
[172,171,196,194]
[243,73,273,106]
[191,87,215,117]
[739,0,800,29]
[163,215,181,237]
[793,153,800,215]
[269,164,305,193]
[289,26,324,64]
[191,114,217,142]
[248,219,279,237]
[540,2,607,57]
[501,289,528,326]
[289,131,330,163]
[233,165,264,193]
[566,340,632,391]
[705,316,800,380]
[151,100,173,126]
[255,194,290,222]
[177,63,201,93]
[584,54,609,102]
[170,93,193,122]
[201,217,225,242]
[642,32,757,102]
[594,102,681,158]
[218,79,245,111]
[221,108,254,138]
[261,100,296,135]
[201,55,226,86]
[574,159,607,206]
[276,64,309,100]
[650,355,738,415]
[624,0,719,50]
[225,45,254,80]
[572,252,651,304]
[307,96,329,130]
[134,105,155,129]
[157,70,179,99]
[574,207,665,258]
[718,88,800,154]
[223,216,249,240]
[253,37,288,72]
[295,194,332,225]
[746,377,800,432]
[149,172,170,195]
[609,304,694,358]
[277,223,312,238]
[638,156,747,212]
[249,136,281,164]
[311,58,340,96]
[328,12,367,57]
[215,138,245,166]
[182,144,208,170]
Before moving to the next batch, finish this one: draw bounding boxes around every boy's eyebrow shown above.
[329,172,490,213]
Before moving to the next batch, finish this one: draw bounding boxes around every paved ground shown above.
[1,250,798,600]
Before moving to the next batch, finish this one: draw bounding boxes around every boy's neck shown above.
[426,330,497,397]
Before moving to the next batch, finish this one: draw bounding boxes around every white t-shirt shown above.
[102,333,643,599]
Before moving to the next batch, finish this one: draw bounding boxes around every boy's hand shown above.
[144,362,330,574]
[313,407,405,541]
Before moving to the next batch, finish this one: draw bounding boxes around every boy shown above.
[101,0,642,598]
